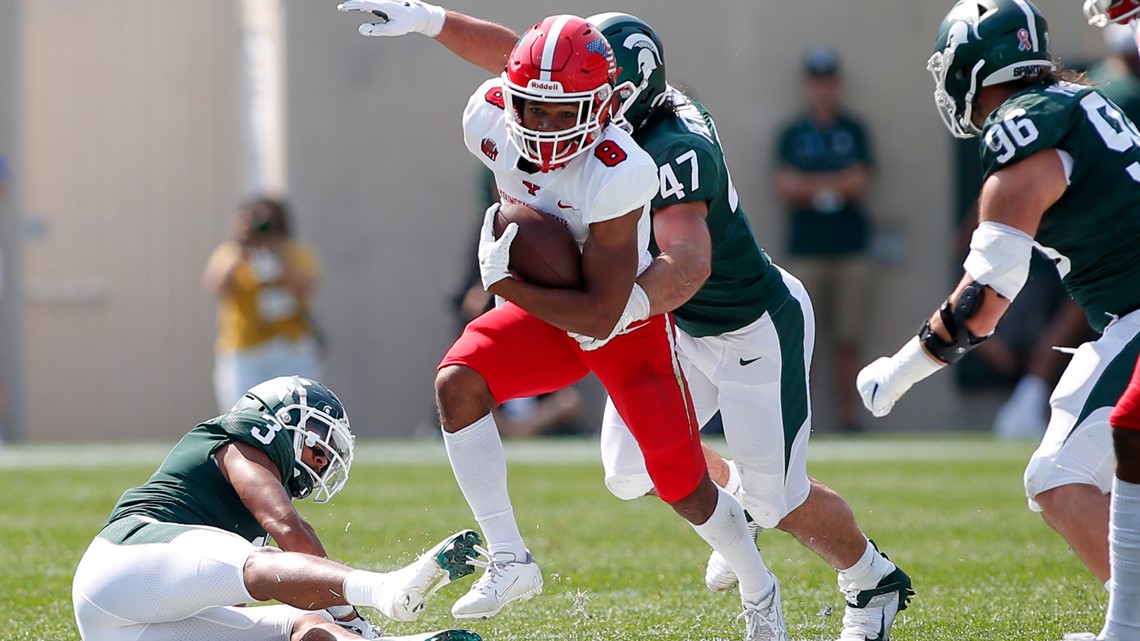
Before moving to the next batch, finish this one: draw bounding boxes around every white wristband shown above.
[422,3,446,37]
[892,336,944,387]
[627,283,650,322]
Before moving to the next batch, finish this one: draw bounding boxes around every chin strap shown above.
[918,282,991,365]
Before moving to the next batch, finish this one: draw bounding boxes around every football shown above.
[493,203,584,289]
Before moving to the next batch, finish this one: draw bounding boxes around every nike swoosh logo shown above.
[557,201,574,209]
[870,383,880,408]
[739,356,762,366]
[494,575,521,600]
[622,321,651,334]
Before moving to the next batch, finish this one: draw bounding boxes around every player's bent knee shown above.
[435,365,494,429]
[605,473,654,501]
[242,547,284,601]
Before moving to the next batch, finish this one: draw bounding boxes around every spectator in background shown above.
[774,46,876,434]
[203,197,324,413]
[448,168,583,438]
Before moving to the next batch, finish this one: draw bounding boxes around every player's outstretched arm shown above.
[215,441,329,557]
[339,0,517,74]
[856,148,1065,418]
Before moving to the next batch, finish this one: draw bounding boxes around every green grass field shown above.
[0,436,1109,641]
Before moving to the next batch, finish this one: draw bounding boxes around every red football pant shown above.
[440,302,705,502]
[1112,355,1140,432]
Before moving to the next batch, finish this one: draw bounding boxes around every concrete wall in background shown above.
[12,1,1111,440]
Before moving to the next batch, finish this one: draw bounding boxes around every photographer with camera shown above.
[203,197,325,412]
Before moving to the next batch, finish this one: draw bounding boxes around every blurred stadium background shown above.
[0,1,1116,442]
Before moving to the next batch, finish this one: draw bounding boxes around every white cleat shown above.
[376,530,481,622]
[450,546,543,620]
[740,571,789,641]
[838,563,914,641]
[705,520,762,592]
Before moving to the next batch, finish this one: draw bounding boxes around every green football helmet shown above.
[588,12,668,132]
[928,0,1054,138]
[234,376,355,503]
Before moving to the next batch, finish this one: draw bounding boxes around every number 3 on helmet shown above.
[502,14,617,172]
[1084,0,1140,26]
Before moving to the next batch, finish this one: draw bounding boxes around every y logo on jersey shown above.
[522,180,541,196]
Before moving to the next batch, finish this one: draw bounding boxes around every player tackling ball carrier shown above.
[72,376,481,641]
[338,3,917,640]
[338,7,789,640]
[852,2,1140,640]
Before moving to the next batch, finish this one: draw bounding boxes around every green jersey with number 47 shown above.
[980,81,1140,332]
[106,410,296,543]
[636,88,788,338]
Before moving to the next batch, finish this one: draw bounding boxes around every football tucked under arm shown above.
[492,203,584,289]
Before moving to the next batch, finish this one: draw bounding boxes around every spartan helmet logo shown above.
[623,32,661,85]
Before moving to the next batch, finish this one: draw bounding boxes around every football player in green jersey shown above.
[1065,4,1140,641]
[72,376,482,641]
[337,4,913,640]
[859,3,1140,640]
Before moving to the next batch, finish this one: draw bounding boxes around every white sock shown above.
[442,414,526,558]
[343,569,393,613]
[837,538,897,593]
[691,486,773,603]
[1104,478,1140,639]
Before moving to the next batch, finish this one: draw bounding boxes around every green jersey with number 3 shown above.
[635,89,788,337]
[980,82,1140,332]
[106,409,296,543]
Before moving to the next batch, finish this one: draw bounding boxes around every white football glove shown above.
[326,606,379,639]
[478,202,516,290]
[337,0,447,38]
[856,336,944,417]
[569,283,651,351]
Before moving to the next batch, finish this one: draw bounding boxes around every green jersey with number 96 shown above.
[635,89,788,338]
[106,409,296,543]
[980,81,1140,332]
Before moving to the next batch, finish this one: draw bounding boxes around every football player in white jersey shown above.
[338,9,788,640]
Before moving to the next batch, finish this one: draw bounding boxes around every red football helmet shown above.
[1085,0,1140,25]
[502,14,617,171]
